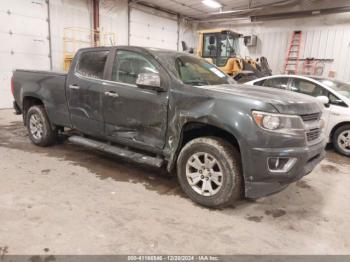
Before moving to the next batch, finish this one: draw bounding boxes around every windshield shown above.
[316,79,350,99]
[175,55,235,86]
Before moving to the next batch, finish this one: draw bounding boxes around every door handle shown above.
[105,91,119,98]
[69,84,80,90]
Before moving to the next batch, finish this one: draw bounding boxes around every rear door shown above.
[102,48,169,151]
[66,49,109,136]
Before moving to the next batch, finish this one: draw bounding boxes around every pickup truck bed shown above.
[13,69,70,128]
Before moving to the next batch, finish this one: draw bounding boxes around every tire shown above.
[176,137,243,208]
[333,124,350,157]
[26,105,57,147]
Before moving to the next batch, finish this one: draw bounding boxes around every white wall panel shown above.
[130,8,178,50]
[201,14,350,82]
[100,0,128,45]
[0,0,50,108]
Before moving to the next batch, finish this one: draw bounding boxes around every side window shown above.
[263,78,289,89]
[112,50,158,85]
[290,79,324,97]
[328,92,347,107]
[76,51,108,79]
[253,80,266,86]
[329,93,339,104]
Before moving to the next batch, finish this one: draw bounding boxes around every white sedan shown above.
[246,75,350,156]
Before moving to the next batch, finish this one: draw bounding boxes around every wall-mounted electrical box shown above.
[244,35,257,47]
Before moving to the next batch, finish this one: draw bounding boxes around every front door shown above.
[66,49,109,136]
[102,49,168,151]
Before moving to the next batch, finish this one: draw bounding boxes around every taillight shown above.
[11,76,14,96]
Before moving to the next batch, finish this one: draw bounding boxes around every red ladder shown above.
[284,31,302,74]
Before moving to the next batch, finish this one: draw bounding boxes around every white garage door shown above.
[0,0,50,108]
[129,8,178,50]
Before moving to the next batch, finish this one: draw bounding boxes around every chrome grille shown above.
[306,128,322,142]
[300,113,321,122]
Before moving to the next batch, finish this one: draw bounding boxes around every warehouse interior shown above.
[0,0,350,258]
[1,0,350,108]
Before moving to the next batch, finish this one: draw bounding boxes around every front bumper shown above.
[244,140,326,199]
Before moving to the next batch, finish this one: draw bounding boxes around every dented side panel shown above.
[102,81,169,151]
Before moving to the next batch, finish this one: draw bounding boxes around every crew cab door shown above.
[66,49,110,136]
[102,49,169,151]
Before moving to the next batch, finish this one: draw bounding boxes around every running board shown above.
[68,136,164,168]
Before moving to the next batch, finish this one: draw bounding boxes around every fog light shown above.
[267,157,297,173]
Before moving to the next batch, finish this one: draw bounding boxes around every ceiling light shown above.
[202,0,222,9]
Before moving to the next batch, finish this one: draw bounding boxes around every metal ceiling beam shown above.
[251,5,350,21]
[129,0,184,17]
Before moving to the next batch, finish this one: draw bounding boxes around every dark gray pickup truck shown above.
[12,46,326,208]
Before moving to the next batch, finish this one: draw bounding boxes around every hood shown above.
[197,84,323,115]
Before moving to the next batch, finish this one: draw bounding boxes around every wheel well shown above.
[172,122,243,190]
[330,122,350,140]
[180,122,241,153]
[22,96,44,125]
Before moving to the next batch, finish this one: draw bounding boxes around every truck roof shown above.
[78,45,190,58]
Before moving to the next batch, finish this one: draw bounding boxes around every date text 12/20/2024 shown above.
[127,256,220,261]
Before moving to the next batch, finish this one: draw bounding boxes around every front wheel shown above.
[176,137,243,208]
[333,124,350,156]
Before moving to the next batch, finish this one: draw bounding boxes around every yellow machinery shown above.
[196,29,269,82]
[63,27,117,71]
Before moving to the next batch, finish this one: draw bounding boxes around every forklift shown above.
[193,29,272,83]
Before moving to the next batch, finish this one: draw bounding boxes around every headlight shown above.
[252,111,304,134]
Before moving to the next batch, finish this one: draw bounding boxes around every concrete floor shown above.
[0,109,349,255]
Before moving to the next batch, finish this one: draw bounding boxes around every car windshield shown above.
[316,78,350,99]
[174,55,235,86]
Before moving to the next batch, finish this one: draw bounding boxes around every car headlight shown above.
[252,111,304,134]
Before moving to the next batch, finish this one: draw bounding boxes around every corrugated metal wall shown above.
[204,14,350,82]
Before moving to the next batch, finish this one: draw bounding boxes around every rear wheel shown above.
[333,124,350,156]
[26,105,57,147]
[177,137,242,208]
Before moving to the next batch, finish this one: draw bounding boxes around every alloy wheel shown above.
[185,152,224,197]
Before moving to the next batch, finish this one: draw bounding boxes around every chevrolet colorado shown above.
[12,46,326,208]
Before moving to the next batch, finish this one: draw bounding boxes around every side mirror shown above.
[316,96,330,106]
[136,73,164,92]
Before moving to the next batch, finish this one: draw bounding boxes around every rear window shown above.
[76,51,109,79]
